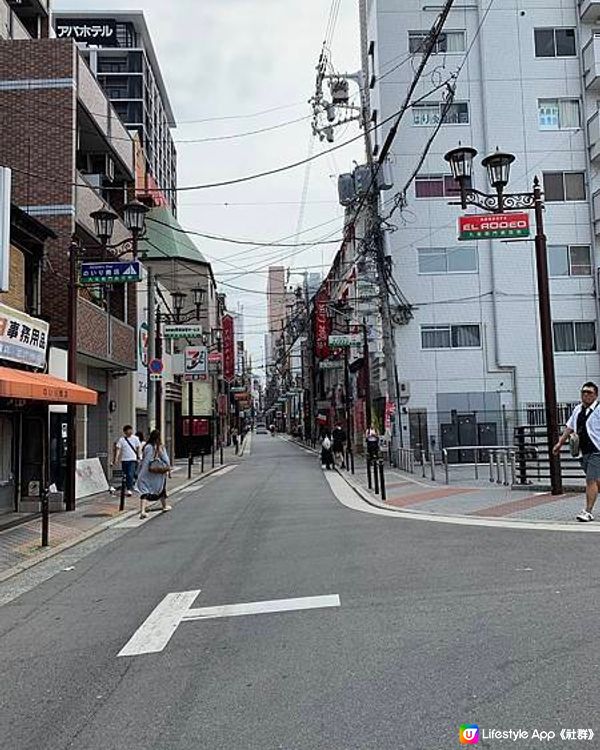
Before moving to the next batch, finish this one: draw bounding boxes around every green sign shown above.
[80,261,141,284]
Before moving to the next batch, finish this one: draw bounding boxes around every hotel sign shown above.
[55,18,118,46]
[0,303,49,369]
[458,212,530,241]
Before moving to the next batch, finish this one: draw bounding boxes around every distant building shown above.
[0,0,50,40]
[53,10,177,213]
[267,267,286,372]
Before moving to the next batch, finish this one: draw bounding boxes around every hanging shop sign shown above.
[163,324,203,339]
[55,18,118,46]
[314,288,330,360]
[319,359,343,370]
[328,333,361,348]
[222,314,235,383]
[208,351,222,364]
[80,261,141,285]
[0,303,49,368]
[458,212,530,241]
[184,346,207,382]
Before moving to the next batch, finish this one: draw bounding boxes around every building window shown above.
[534,28,576,58]
[543,172,586,202]
[408,30,466,54]
[421,324,481,349]
[368,40,376,88]
[538,99,580,130]
[553,321,597,352]
[417,246,478,274]
[548,245,592,277]
[415,174,469,198]
[413,101,469,126]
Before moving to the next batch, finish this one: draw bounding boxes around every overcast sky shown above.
[57,0,363,374]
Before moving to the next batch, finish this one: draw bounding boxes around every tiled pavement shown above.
[0,445,243,580]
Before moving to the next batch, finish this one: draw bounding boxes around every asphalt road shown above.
[1,435,599,750]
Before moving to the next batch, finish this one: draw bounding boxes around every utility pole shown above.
[66,239,79,512]
[147,266,156,430]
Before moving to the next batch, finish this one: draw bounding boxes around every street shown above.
[1,436,598,749]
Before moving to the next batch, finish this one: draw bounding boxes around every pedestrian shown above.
[553,381,600,522]
[111,424,141,497]
[135,430,146,450]
[332,422,346,469]
[136,429,172,519]
[366,425,380,462]
[232,427,239,455]
[321,432,334,470]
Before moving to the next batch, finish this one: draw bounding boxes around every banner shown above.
[0,303,49,368]
[184,346,207,381]
[222,314,235,382]
[314,289,330,360]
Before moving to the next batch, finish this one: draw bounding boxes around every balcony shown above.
[78,299,136,370]
[580,0,600,22]
[75,171,130,247]
[583,35,600,89]
[592,190,600,234]
[588,111,600,162]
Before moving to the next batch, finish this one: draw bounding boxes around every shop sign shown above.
[80,261,141,285]
[320,360,343,370]
[163,324,203,339]
[234,391,249,400]
[222,315,235,382]
[458,212,530,241]
[208,351,222,364]
[314,288,330,360]
[55,18,118,46]
[0,303,49,368]
[328,334,361,348]
[184,346,207,381]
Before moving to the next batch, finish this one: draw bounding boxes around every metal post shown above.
[220,442,223,465]
[211,441,215,468]
[363,317,372,432]
[489,452,495,483]
[533,177,562,495]
[443,449,449,484]
[41,485,49,547]
[496,452,502,485]
[119,474,126,512]
[367,456,372,489]
[510,450,517,486]
[188,451,193,479]
[430,450,436,482]
[66,240,79,512]
[373,456,380,494]
[155,307,163,434]
[201,453,205,474]
[502,450,509,486]
[147,267,156,430]
[379,458,386,501]
[350,449,355,475]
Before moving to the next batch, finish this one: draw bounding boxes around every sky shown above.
[56,0,364,375]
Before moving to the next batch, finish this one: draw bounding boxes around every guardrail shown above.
[441,446,534,486]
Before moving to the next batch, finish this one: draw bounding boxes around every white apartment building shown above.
[362,0,600,452]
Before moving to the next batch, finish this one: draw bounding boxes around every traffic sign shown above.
[458,212,530,241]
[149,373,162,382]
[148,358,164,375]
[80,261,142,285]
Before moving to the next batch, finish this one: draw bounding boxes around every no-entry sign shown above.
[458,212,530,241]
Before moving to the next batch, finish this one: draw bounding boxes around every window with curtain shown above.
[549,245,591,276]
[418,246,478,274]
[409,30,466,54]
[553,321,596,352]
[422,324,481,349]
[538,99,580,130]
[416,174,472,198]
[543,172,586,201]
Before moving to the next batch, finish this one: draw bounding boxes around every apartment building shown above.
[53,10,177,213]
[361,0,600,453]
[0,0,50,41]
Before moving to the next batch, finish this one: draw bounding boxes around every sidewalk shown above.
[0,443,243,582]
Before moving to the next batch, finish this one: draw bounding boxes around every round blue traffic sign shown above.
[148,358,164,375]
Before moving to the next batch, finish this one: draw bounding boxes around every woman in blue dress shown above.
[137,429,172,519]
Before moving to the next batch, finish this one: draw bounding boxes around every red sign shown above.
[208,351,222,364]
[314,288,330,360]
[222,314,235,383]
[218,393,227,415]
[458,212,530,241]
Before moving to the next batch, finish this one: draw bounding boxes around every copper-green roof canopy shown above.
[140,206,207,265]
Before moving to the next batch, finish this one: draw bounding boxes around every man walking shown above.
[332,422,346,469]
[112,425,141,497]
[554,382,600,522]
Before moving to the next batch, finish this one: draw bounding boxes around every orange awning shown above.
[0,367,98,405]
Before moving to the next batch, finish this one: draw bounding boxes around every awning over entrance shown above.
[0,367,98,405]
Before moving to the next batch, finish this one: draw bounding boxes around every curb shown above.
[0,464,227,584]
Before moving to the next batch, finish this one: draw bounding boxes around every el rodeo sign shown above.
[458,212,530,241]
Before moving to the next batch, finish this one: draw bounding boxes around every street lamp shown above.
[192,285,205,318]
[90,209,117,248]
[123,199,149,240]
[171,290,187,323]
[444,144,562,495]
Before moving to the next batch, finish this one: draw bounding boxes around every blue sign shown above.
[80,261,142,285]
[148,358,164,374]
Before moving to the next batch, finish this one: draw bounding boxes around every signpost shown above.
[458,212,530,241]
[80,261,142,285]
[148,358,163,382]
[163,324,203,339]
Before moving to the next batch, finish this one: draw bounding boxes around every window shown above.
[408,30,466,54]
[553,322,597,352]
[368,41,376,88]
[538,99,580,130]
[421,324,481,349]
[543,172,586,202]
[418,246,478,274]
[534,28,576,58]
[413,101,469,126]
[548,245,592,277]
[415,174,470,198]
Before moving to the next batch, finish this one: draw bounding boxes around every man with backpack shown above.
[111,425,142,497]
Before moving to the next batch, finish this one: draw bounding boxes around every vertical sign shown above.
[184,346,208,381]
[0,167,11,293]
[314,288,330,360]
[222,314,235,383]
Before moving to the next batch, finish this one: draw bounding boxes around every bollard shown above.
[430,452,436,482]
[188,451,193,480]
[373,457,380,495]
[41,486,49,548]
[489,452,495,483]
[367,456,372,489]
[502,450,509,486]
[201,453,205,474]
[350,450,355,475]
[510,450,517,486]
[496,452,502,485]
[119,474,126,512]
[220,444,224,465]
[379,459,386,501]
[211,444,215,468]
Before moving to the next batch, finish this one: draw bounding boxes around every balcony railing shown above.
[75,171,130,247]
[580,0,600,22]
[583,34,600,89]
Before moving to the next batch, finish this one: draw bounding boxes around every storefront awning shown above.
[0,367,98,405]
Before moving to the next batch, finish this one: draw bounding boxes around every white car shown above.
[255,423,268,434]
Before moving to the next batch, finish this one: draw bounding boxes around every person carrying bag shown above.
[136,429,172,519]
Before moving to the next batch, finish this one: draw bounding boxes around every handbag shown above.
[149,449,170,474]
[569,434,580,458]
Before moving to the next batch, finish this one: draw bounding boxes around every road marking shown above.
[180,485,204,493]
[210,465,238,478]
[118,592,340,657]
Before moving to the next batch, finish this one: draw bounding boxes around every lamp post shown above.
[444,146,562,495]
[65,202,148,512]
